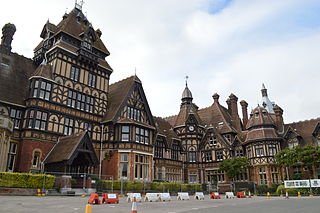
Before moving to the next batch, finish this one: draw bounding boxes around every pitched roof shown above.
[197,103,237,134]
[174,104,203,126]
[44,131,98,165]
[31,61,54,80]
[154,116,180,146]
[246,106,276,129]
[245,128,280,142]
[0,52,36,106]
[284,118,320,145]
[102,75,141,123]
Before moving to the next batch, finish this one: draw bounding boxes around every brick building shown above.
[0,3,319,188]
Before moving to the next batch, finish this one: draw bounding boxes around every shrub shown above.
[0,172,55,189]
[256,185,269,195]
[276,185,298,196]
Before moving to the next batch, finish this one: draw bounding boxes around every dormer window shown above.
[209,136,217,146]
[255,112,259,118]
[32,79,51,101]
[223,134,231,142]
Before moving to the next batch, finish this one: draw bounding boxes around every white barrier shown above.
[194,192,205,200]
[145,193,159,202]
[158,193,171,201]
[177,192,190,200]
[225,192,235,199]
[127,193,143,202]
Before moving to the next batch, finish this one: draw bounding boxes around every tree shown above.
[219,157,249,181]
[296,145,320,179]
[275,148,299,180]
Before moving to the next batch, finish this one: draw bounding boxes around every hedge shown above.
[97,180,201,192]
[0,172,55,189]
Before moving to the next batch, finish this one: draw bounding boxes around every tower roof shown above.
[261,83,275,113]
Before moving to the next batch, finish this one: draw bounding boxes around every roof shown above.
[102,75,141,123]
[246,106,276,129]
[174,104,203,126]
[0,51,36,106]
[245,128,280,142]
[31,61,53,80]
[182,85,192,100]
[284,118,320,145]
[54,7,109,55]
[44,131,98,165]
[154,116,180,147]
[261,84,275,113]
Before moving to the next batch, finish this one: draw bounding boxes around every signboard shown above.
[284,179,320,188]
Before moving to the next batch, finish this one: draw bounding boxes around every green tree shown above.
[219,157,249,181]
[275,148,299,180]
[296,146,320,179]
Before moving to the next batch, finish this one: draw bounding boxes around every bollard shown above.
[85,204,92,213]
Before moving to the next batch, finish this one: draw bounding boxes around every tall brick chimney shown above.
[240,100,248,128]
[0,23,16,53]
[273,105,284,133]
[229,93,242,131]
[226,98,232,114]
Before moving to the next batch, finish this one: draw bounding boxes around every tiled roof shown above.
[0,52,36,106]
[154,116,180,147]
[31,62,53,80]
[245,128,280,142]
[102,75,140,123]
[174,104,203,126]
[284,118,320,145]
[246,106,275,129]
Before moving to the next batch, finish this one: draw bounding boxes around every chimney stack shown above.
[229,93,242,131]
[240,100,248,128]
[0,23,16,53]
[212,93,220,104]
[273,105,284,133]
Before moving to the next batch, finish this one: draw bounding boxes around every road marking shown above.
[192,208,199,210]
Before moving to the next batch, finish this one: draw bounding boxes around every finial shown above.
[185,75,189,87]
[135,67,137,76]
[75,0,84,10]
[262,83,266,90]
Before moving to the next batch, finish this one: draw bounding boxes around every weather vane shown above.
[185,75,189,86]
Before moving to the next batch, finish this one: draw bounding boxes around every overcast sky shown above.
[1,0,320,123]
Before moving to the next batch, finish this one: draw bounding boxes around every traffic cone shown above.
[131,197,137,213]
[248,191,251,198]
[85,204,92,213]
[298,191,301,197]
[266,192,270,199]
[285,191,289,199]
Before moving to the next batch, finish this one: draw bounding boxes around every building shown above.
[0,3,319,188]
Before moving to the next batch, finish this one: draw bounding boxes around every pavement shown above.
[0,195,319,213]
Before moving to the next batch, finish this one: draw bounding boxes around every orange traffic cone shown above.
[266,192,270,199]
[131,197,137,213]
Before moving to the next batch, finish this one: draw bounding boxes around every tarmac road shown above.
[0,195,319,213]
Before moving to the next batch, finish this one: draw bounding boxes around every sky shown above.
[1,0,320,123]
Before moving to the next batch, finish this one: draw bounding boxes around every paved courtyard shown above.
[0,195,319,213]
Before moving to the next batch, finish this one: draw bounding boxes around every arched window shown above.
[32,150,42,169]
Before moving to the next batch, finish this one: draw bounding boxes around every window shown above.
[10,108,22,129]
[188,151,196,162]
[84,122,92,136]
[82,41,91,50]
[157,167,163,180]
[204,151,212,162]
[33,80,51,101]
[216,150,224,161]
[209,136,217,146]
[171,141,180,161]
[293,166,302,175]
[268,144,277,156]
[63,118,74,135]
[121,126,130,141]
[271,167,279,184]
[28,110,47,130]
[70,66,80,81]
[127,106,141,122]
[120,153,128,179]
[134,154,149,179]
[189,171,197,183]
[235,149,243,157]
[32,150,41,168]
[68,90,95,113]
[155,140,165,158]
[255,145,264,157]
[206,170,225,183]
[223,134,231,142]
[235,172,248,181]
[88,73,96,87]
[135,127,149,144]
[6,143,17,172]
[259,167,267,185]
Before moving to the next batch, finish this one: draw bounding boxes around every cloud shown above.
[1,0,320,123]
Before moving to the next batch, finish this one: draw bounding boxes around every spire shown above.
[181,76,193,105]
[261,83,268,97]
[260,83,275,113]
